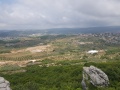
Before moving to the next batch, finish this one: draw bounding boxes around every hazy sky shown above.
[0,0,120,30]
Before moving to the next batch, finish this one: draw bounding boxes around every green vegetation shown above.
[1,64,83,90]
[0,61,120,90]
[0,33,120,90]
[0,64,21,72]
[0,49,11,54]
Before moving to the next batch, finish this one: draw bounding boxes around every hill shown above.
[0,26,120,37]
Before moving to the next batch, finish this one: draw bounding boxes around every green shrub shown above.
[0,64,21,71]
[1,61,120,90]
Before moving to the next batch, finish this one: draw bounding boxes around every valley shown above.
[0,30,120,90]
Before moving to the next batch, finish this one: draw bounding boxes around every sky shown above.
[0,0,120,30]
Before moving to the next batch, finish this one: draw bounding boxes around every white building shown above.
[87,50,98,54]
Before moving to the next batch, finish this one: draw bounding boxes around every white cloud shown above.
[0,0,120,29]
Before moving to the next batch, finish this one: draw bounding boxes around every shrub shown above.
[0,64,21,71]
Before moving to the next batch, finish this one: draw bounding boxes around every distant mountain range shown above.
[0,26,120,37]
[46,26,120,34]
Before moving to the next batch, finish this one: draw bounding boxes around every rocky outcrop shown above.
[81,65,109,90]
[0,77,11,90]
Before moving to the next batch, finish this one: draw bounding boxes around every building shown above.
[87,50,98,54]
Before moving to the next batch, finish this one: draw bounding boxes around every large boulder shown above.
[0,77,11,90]
[81,65,109,90]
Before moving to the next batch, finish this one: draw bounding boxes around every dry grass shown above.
[0,60,29,67]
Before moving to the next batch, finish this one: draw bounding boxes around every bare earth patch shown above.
[26,45,51,53]
[0,61,29,67]
[11,45,52,53]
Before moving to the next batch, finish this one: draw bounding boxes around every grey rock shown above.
[0,83,7,88]
[81,79,88,90]
[0,88,7,90]
[0,77,11,90]
[81,65,109,90]
[0,77,5,84]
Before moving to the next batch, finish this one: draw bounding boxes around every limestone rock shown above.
[81,65,109,90]
[0,77,11,90]
[81,79,87,90]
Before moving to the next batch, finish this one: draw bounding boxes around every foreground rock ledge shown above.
[81,65,109,90]
[0,77,11,90]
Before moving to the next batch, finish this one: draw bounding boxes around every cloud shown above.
[0,0,120,29]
